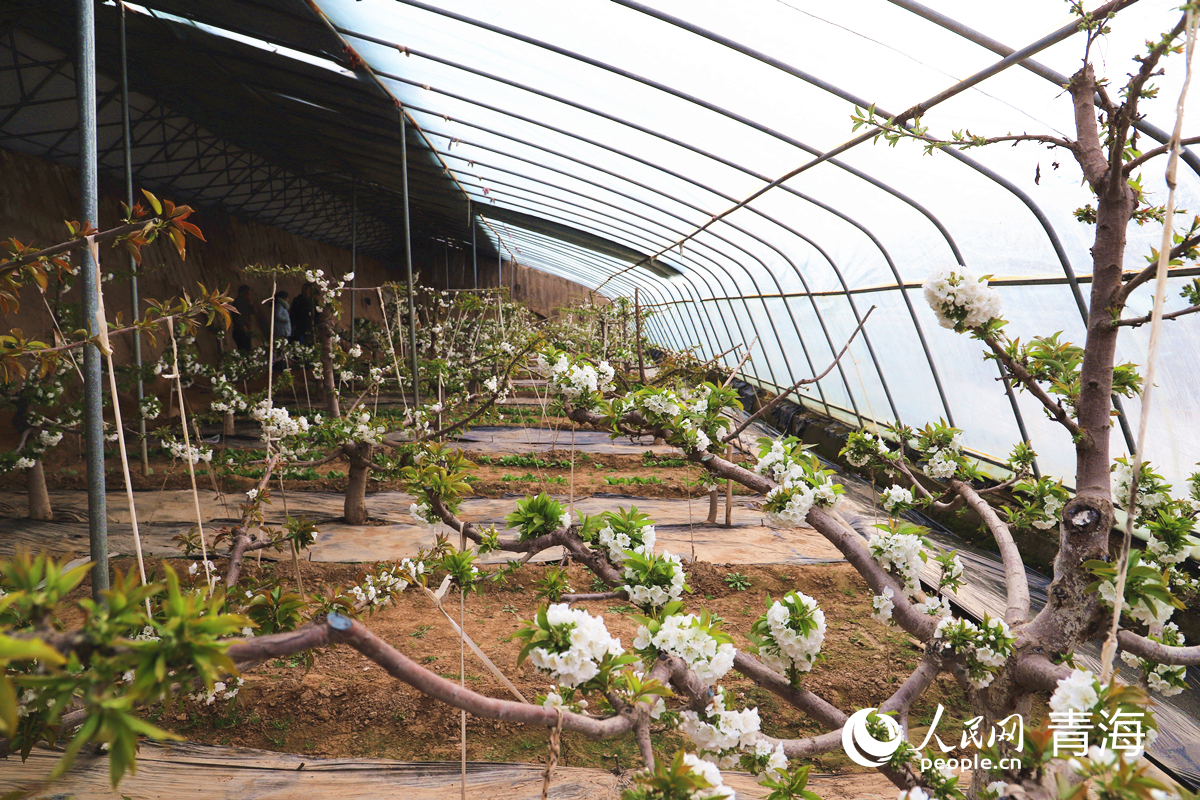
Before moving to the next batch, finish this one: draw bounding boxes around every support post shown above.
[635,287,645,384]
[350,177,357,345]
[401,111,420,407]
[78,0,108,600]
[119,1,149,477]
[470,199,477,289]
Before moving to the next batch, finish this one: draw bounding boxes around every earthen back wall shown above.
[0,148,397,364]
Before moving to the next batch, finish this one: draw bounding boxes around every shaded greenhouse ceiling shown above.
[3,0,1199,498]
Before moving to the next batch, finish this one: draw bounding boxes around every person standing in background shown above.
[273,291,292,340]
[290,282,314,344]
[231,284,255,352]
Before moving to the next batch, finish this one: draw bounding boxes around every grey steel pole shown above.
[120,1,149,477]
[350,177,357,345]
[401,111,420,407]
[470,199,477,289]
[78,0,108,599]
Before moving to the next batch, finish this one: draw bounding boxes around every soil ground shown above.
[59,558,991,778]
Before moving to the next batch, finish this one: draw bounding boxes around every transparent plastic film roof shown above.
[312,0,1200,502]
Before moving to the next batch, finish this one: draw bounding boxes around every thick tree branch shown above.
[1069,65,1111,190]
[1011,653,1073,693]
[1117,629,1200,665]
[948,479,1031,625]
[732,651,847,731]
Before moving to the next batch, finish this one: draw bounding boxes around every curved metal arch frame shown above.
[386,88,900,425]
[482,226,692,354]
[468,181,790,395]
[408,114,900,424]
[353,25,948,424]
[609,0,1138,454]
[425,140,849,416]
[414,120,864,409]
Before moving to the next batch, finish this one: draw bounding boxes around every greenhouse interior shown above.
[0,0,1199,798]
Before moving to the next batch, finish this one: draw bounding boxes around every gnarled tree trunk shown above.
[26,460,51,521]
[343,441,372,524]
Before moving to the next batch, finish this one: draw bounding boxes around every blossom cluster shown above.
[190,677,243,705]
[622,549,688,607]
[923,268,1003,331]
[881,485,914,514]
[1120,623,1188,697]
[756,439,842,528]
[250,399,311,442]
[597,523,655,565]
[680,752,736,800]
[841,429,891,468]
[868,524,926,596]
[526,604,624,689]
[679,686,761,766]
[537,350,616,404]
[629,383,730,454]
[409,500,441,528]
[164,438,213,465]
[1049,668,1100,714]
[303,267,354,313]
[634,612,734,683]
[1112,459,1172,521]
[348,560,421,609]
[933,614,1014,688]
[751,591,826,676]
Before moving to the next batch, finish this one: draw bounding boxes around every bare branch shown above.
[1117,629,1200,665]
[1114,303,1200,328]
[948,479,1030,624]
[722,306,875,443]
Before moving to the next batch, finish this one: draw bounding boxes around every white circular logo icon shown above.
[842,708,903,767]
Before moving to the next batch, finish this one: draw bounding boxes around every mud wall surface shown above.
[0,148,395,363]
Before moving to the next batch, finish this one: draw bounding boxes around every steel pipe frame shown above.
[424,151,842,413]
[386,91,881,424]
[398,152,781,397]
[614,0,1137,454]
[0,27,400,257]
[77,0,108,599]
[454,181,718,361]
[472,187,776,391]
[424,136,848,417]
[119,0,149,476]
[483,220,718,356]
[412,115,894,421]
[488,228,712,360]
[354,39,933,425]
[375,0,1154,450]
[354,7,948,422]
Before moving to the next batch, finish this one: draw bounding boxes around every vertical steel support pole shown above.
[470,199,477,289]
[119,2,148,477]
[78,0,108,599]
[350,177,357,345]
[401,112,420,407]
